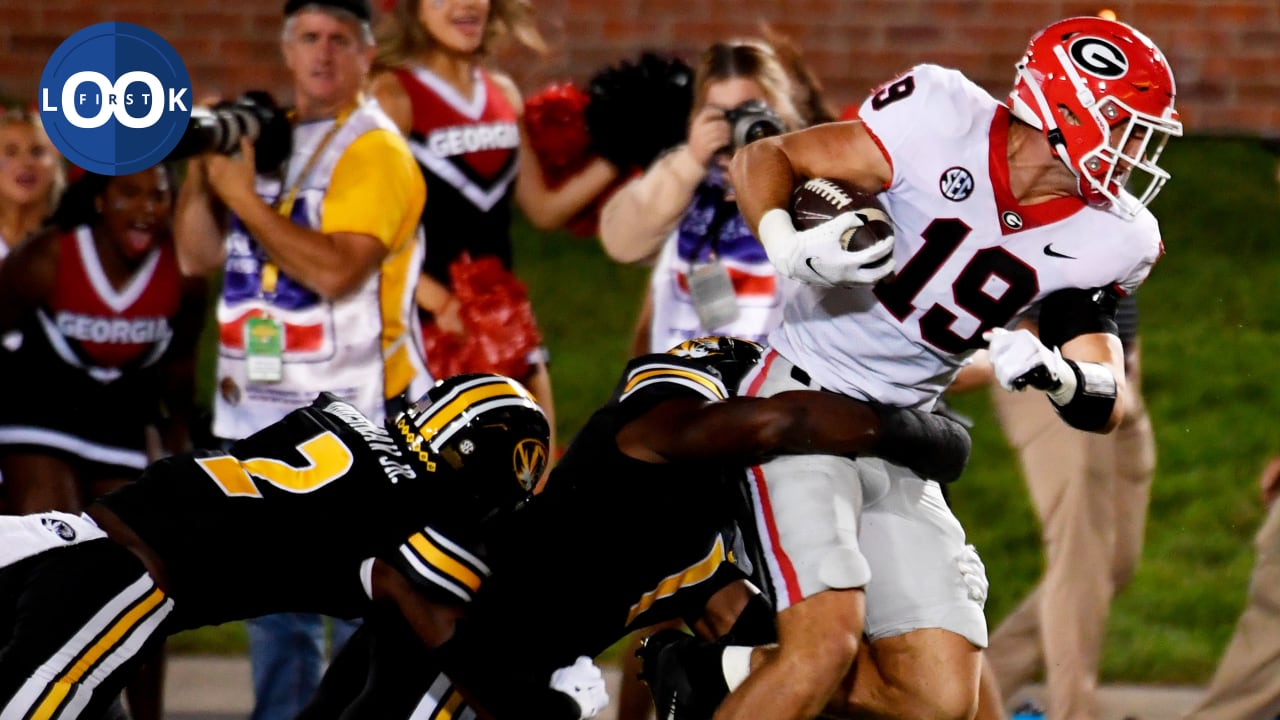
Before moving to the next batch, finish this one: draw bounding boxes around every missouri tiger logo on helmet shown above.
[512,438,547,492]
[666,336,765,393]
[392,373,550,515]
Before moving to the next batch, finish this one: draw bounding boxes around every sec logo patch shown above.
[939,166,974,201]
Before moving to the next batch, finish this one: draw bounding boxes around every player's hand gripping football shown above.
[983,327,1076,404]
[756,208,895,288]
[549,655,610,719]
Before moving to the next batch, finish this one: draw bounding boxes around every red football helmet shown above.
[1009,16,1183,218]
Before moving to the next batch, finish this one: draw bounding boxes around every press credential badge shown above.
[245,316,284,383]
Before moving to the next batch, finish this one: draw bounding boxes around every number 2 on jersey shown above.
[874,219,1039,352]
[197,431,354,498]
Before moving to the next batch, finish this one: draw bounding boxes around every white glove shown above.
[549,656,610,719]
[757,208,895,288]
[982,327,1076,404]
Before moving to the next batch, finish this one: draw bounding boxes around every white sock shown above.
[721,645,753,691]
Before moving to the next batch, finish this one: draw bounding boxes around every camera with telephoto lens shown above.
[167,91,292,174]
[724,99,785,151]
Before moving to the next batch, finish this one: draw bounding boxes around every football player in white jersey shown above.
[685,15,1184,720]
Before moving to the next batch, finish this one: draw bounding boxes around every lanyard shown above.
[259,105,353,295]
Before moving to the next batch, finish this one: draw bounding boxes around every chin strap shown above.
[1015,61,1079,177]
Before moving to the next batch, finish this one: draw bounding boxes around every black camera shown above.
[168,91,292,174]
[724,100,785,150]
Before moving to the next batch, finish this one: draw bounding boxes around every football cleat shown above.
[636,630,724,720]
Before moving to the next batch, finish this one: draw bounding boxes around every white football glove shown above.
[983,327,1076,404]
[757,208,895,288]
[549,656,610,719]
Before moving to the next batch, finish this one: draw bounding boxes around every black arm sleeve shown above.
[873,404,972,483]
[1036,286,1120,350]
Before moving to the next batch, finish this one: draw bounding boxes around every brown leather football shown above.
[790,178,895,258]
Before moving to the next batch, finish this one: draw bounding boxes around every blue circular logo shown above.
[39,22,192,176]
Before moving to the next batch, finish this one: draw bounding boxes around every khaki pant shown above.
[986,350,1155,720]
[1185,499,1280,720]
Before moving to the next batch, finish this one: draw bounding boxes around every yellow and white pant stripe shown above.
[2,574,173,720]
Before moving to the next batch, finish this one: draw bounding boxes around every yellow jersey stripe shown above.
[32,587,167,719]
[435,688,466,720]
[379,232,423,399]
[408,532,484,593]
[626,535,727,626]
[623,367,725,399]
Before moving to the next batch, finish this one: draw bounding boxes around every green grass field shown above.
[174,136,1280,685]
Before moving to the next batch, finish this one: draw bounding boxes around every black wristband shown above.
[1050,360,1117,431]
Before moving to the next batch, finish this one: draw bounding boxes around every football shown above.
[790,178,895,260]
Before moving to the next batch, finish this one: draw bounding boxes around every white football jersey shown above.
[769,64,1162,408]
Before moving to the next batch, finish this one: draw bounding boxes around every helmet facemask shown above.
[1075,95,1181,217]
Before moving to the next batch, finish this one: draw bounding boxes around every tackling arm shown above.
[431,618,604,720]
[368,561,607,719]
[617,391,971,483]
[368,558,466,651]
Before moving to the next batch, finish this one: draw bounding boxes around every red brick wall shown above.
[3,0,1278,135]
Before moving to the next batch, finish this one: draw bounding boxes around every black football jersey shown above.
[440,353,766,714]
[97,393,491,630]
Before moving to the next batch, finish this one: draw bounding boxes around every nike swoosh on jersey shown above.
[804,257,823,276]
[1042,244,1077,259]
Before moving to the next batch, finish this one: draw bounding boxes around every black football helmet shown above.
[391,374,551,516]
[664,336,765,394]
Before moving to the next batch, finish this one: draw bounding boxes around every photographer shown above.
[599,37,833,355]
[172,1,428,718]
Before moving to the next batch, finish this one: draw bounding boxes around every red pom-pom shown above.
[524,82,593,188]
[421,255,545,380]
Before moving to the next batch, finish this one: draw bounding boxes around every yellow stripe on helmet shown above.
[414,378,536,446]
[623,367,726,399]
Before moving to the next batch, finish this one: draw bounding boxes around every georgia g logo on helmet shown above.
[1068,37,1128,79]
[512,438,548,492]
